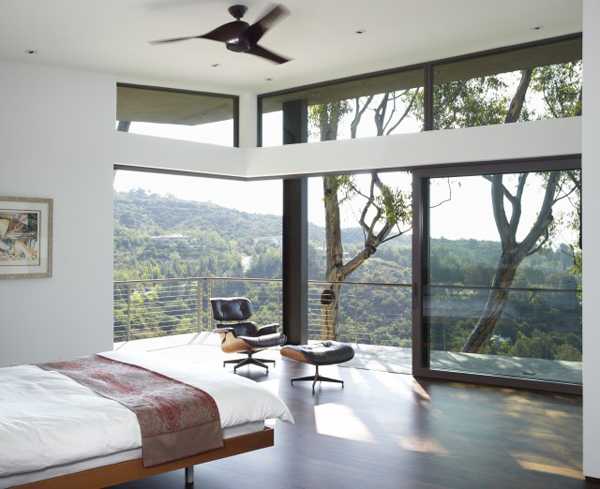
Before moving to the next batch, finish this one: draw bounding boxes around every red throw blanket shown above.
[39,355,223,467]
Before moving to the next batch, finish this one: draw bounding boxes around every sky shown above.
[114,167,577,246]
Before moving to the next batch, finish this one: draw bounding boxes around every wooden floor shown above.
[113,356,591,489]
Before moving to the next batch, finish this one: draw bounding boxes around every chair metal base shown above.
[290,365,344,394]
[224,352,276,373]
[185,466,194,486]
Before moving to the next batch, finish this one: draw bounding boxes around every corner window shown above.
[116,84,238,146]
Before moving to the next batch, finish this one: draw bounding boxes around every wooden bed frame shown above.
[13,427,274,489]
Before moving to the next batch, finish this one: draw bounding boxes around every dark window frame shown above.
[116,82,240,148]
[256,32,582,147]
[412,154,582,395]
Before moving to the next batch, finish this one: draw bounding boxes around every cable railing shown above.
[112,276,413,345]
[113,277,581,354]
[307,280,412,347]
[113,277,283,342]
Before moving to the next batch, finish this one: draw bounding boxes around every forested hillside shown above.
[114,190,581,361]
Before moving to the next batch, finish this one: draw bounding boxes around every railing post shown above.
[196,279,204,333]
[126,283,132,342]
[207,278,213,330]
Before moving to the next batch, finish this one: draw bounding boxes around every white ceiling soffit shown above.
[0,0,582,93]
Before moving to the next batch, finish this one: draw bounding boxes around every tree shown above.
[455,66,581,352]
[312,90,418,339]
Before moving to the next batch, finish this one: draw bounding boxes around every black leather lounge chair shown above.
[211,297,287,374]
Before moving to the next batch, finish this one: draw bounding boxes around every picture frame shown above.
[0,197,53,279]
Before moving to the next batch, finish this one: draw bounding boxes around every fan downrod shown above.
[228,4,247,20]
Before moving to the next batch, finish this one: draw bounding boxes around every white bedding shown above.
[0,350,293,481]
[0,422,265,489]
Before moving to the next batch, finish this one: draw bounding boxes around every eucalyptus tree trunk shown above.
[460,69,542,353]
[462,252,521,352]
[462,170,559,352]
[316,103,342,340]
[320,281,342,341]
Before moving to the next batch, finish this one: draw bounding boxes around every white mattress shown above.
[0,422,265,488]
[0,350,293,488]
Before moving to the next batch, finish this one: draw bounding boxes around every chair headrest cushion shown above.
[210,297,253,321]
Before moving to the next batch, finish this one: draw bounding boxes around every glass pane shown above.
[426,169,582,384]
[116,85,236,146]
[261,69,424,146]
[307,171,413,374]
[112,170,282,343]
[433,38,582,129]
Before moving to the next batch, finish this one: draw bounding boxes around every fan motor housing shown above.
[228,4,248,20]
[226,37,251,52]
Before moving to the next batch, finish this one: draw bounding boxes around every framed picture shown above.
[0,197,53,279]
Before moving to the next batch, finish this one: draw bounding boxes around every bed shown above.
[0,350,293,488]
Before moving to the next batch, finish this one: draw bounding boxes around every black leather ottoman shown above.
[280,341,355,394]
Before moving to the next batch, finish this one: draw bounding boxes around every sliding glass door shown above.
[412,157,581,391]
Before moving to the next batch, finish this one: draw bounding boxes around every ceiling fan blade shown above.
[199,21,248,42]
[247,45,290,64]
[150,35,202,45]
[245,4,289,45]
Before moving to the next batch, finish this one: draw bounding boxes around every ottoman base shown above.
[291,365,344,394]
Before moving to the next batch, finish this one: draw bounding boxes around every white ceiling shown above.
[0,0,582,94]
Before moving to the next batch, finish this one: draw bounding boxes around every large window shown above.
[116,84,239,146]
[259,35,581,146]
[112,169,281,342]
[413,158,581,388]
[261,69,424,146]
[433,37,582,129]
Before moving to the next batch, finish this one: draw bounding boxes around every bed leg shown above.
[185,465,194,486]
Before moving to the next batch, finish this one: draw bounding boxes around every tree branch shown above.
[508,173,528,233]
[350,95,374,138]
[518,172,559,255]
[385,88,420,135]
[490,175,512,249]
[430,178,453,209]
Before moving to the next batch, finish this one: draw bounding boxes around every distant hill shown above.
[114,189,576,288]
[115,189,283,243]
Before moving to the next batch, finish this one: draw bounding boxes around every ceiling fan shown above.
[150,4,291,64]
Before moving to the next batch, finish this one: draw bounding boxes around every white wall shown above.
[583,0,599,479]
[0,62,115,365]
[245,117,581,177]
[114,131,245,178]
[238,92,258,148]
[117,116,582,180]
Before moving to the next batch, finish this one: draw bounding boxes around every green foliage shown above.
[433,76,521,129]
[376,185,410,227]
[532,61,582,118]
[308,102,351,141]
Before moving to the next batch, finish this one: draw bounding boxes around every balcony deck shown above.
[114,332,581,385]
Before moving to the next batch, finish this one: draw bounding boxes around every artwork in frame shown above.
[0,197,53,279]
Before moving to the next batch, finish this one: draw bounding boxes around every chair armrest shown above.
[213,327,237,346]
[213,327,236,336]
[257,323,279,336]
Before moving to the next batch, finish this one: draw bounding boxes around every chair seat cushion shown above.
[280,341,355,365]
[239,333,287,349]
